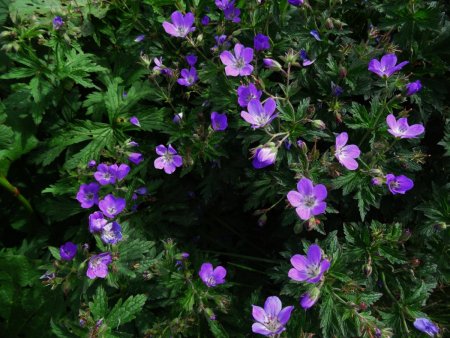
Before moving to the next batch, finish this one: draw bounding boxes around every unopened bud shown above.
[339,66,347,78]
[263,58,282,71]
[325,18,334,30]
[257,214,267,227]
[363,263,372,277]
[311,119,326,130]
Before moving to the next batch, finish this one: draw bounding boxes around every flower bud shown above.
[311,119,326,130]
[300,287,320,309]
[339,66,347,78]
[263,58,282,71]
[257,213,267,227]
[363,263,372,277]
[436,222,447,230]
[140,52,151,67]
[325,18,334,30]
[285,49,298,63]
[252,143,277,169]
[399,228,411,242]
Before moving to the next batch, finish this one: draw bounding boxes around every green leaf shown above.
[106,294,147,328]
[89,286,109,320]
[48,246,61,260]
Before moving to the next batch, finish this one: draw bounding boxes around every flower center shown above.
[163,152,174,163]
[304,196,316,208]
[86,193,94,201]
[235,58,245,69]
[306,263,320,278]
[264,316,281,333]
[107,207,117,215]
[177,26,187,36]
[207,276,216,286]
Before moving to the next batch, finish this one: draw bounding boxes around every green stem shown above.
[0,175,33,213]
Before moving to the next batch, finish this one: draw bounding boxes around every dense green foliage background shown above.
[0,0,449,337]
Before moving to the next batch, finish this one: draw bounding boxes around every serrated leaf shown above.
[106,294,147,328]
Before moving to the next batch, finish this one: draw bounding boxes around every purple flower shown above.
[214,35,229,49]
[60,242,77,261]
[98,194,126,218]
[177,67,198,86]
[52,16,64,30]
[88,160,96,168]
[199,262,227,287]
[331,82,344,96]
[288,0,304,5]
[251,296,294,336]
[101,222,123,245]
[127,140,139,147]
[112,164,130,181]
[368,54,408,78]
[335,132,361,170]
[154,144,183,174]
[413,318,439,337]
[237,83,262,107]
[254,34,270,51]
[310,30,321,41]
[215,0,234,10]
[86,252,112,279]
[76,182,100,208]
[406,80,422,96]
[300,291,319,309]
[129,152,144,165]
[252,145,277,169]
[173,112,183,124]
[201,15,211,26]
[386,114,424,139]
[130,116,140,127]
[287,178,327,220]
[211,112,228,131]
[371,177,383,186]
[241,98,278,129]
[162,11,195,38]
[94,164,117,185]
[220,43,254,77]
[385,174,414,195]
[153,57,173,76]
[263,58,282,70]
[299,50,315,67]
[186,54,198,66]
[89,211,108,233]
[181,252,190,259]
[288,244,330,283]
[134,34,145,42]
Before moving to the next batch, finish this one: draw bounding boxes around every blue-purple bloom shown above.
[251,296,294,336]
[241,98,278,129]
[252,145,277,169]
[413,318,439,337]
[153,57,173,76]
[335,132,361,170]
[134,34,145,42]
[385,174,414,195]
[186,54,198,66]
[76,182,100,208]
[162,11,195,38]
[254,34,270,51]
[288,244,330,283]
[237,83,262,107]
[288,0,304,5]
[88,160,96,168]
[368,54,408,78]
[386,114,424,139]
[406,80,422,96]
[211,112,228,131]
[130,116,140,127]
[201,15,211,26]
[213,35,230,50]
[224,5,241,23]
[52,16,64,30]
[89,211,108,233]
[98,194,126,218]
[60,242,77,261]
[287,178,327,220]
[199,262,227,287]
[177,67,198,86]
[129,152,144,165]
[100,222,123,245]
[94,164,122,185]
[220,43,254,77]
[215,0,233,10]
[154,144,183,174]
[114,164,131,181]
[310,30,321,41]
[331,82,344,96]
[300,50,315,66]
[86,252,112,279]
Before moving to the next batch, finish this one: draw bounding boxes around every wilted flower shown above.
[52,16,64,30]
[288,244,330,283]
[241,98,278,129]
[199,262,227,287]
[98,194,126,218]
[186,54,198,66]
[413,318,439,337]
[162,11,195,38]
[201,15,211,26]
[60,242,77,261]
[211,112,228,131]
[129,152,144,165]
[101,222,123,245]
[252,144,277,169]
[130,116,140,127]
[263,58,282,71]
[254,34,270,51]
[89,211,108,233]
[310,30,321,41]
[288,0,304,5]
[154,144,183,174]
[220,43,254,76]
[300,50,315,67]
[86,252,112,279]
[385,174,414,195]
[251,296,294,336]
[237,83,262,107]
[287,178,327,220]
[386,114,424,139]
[134,34,145,42]
[406,80,422,96]
[76,182,100,208]
[368,54,408,78]
[177,67,198,86]
[335,132,361,170]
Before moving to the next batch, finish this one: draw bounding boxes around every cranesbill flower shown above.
[153,57,173,76]
[310,30,321,41]
[129,152,144,165]
[134,34,145,42]
[86,252,112,279]
[111,164,130,181]
[213,35,230,50]
[368,54,408,78]
[177,67,198,86]
[386,114,424,139]
[76,182,100,208]
[331,82,344,96]
[215,0,234,10]
[89,211,108,233]
[406,80,422,96]
[211,112,228,131]
[252,296,294,336]
[385,174,414,195]
[413,318,439,337]
[237,83,262,107]
[99,194,126,218]
[154,144,183,174]
[130,116,140,127]
[241,98,278,129]
[335,132,361,170]
[300,291,319,309]
[162,11,195,38]
[252,144,277,169]
[199,262,226,287]
[186,54,198,66]
[300,50,315,67]
[201,15,211,26]
[53,16,64,30]
[288,0,304,5]
[254,34,270,51]
[288,244,330,283]
[101,222,123,245]
[220,43,254,77]
[287,178,327,220]
[94,164,117,185]
[60,242,77,261]
[224,5,241,23]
